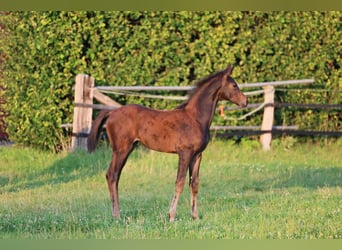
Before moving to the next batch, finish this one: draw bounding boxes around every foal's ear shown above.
[224,65,234,76]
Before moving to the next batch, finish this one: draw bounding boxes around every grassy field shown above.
[0,138,341,239]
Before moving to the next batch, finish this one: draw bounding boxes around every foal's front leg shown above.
[189,153,202,220]
[168,152,191,221]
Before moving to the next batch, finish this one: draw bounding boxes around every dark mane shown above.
[176,69,225,109]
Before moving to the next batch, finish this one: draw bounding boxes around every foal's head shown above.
[218,66,248,107]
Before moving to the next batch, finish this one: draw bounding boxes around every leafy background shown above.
[0,11,341,151]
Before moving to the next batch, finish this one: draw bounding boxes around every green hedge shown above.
[0,11,341,151]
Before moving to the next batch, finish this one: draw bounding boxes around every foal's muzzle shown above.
[239,95,248,108]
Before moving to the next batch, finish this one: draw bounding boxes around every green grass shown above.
[0,139,341,239]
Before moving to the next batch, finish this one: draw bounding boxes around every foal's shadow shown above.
[4,147,113,193]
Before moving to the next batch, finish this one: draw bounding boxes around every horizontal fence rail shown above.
[215,130,342,138]
[94,79,315,92]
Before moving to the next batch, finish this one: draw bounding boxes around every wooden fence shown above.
[67,74,325,151]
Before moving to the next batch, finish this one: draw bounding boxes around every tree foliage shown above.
[0,11,341,151]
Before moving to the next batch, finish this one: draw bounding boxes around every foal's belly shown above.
[139,121,206,154]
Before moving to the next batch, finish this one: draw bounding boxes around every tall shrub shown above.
[0,11,340,151]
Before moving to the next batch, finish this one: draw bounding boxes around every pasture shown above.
[0,139,341,239]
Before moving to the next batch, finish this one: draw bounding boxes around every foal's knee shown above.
[190,177,199,193]
[175,179,187,193]
[106,170,114,183]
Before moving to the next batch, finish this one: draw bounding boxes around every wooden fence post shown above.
[260,85,275,151]
[71,74,94,151]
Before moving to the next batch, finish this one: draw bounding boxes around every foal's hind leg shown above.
[189,153,202,220]
[106,144,134,218]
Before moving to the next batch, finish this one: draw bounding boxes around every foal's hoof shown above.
[191,210,199,220]
[112,212,121,220]
[191,215,198,220]
[192,214,199,220]
[168,213,176,222]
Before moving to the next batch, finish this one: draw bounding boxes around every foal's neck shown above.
[184,78,221,130]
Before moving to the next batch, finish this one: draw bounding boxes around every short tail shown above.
[87,110,111,153]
